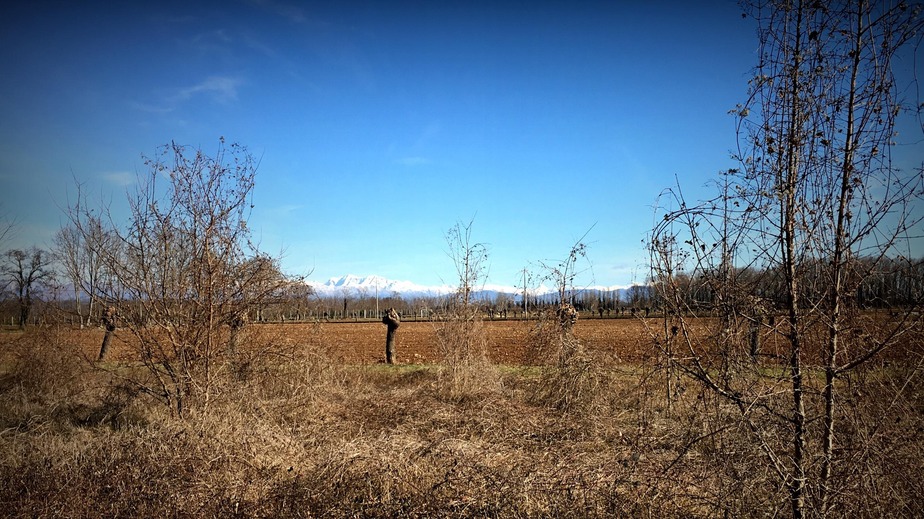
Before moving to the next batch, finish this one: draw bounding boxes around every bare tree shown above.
[54,224,86,326]
[54,202,113,328]
[64,138,290,416]
[650,1,923,516]
[534,233,592,364]
[436,218,496,396]
[526,234,605,413]
[445,217,488,315]
[2,247,54,328]
[0,206,14,247]
[228,253,286,352]
[539,226,594,309]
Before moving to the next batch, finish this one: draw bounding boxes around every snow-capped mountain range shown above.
[308,274,453,298]
[307,274,637,301]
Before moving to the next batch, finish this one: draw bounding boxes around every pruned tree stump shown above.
[382,308,400,364]
[557,303,578,332]
[228,311,247,356]
[98,306,117,361]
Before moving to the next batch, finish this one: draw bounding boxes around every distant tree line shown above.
[648,255,923,317]
[3,244,916,330]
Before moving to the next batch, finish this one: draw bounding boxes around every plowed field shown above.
[3,312,914,365]
[250,318,656,364]
[0,318,657,365]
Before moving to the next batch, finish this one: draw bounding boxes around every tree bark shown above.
[382,308,400,364]
[749,315,762,363]
[98,306,116,361]
[228,312,246,356]
[820,5,866,514]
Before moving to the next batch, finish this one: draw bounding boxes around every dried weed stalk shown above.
[435,219,501,400]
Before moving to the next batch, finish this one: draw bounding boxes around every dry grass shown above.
[433,314,502,402]
[1,320,923,517]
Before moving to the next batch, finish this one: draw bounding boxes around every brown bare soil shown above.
[0,317,655,365]
[5,311,913,366]
[256,317,656,364]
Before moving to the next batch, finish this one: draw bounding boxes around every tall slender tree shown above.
[54,208,113,328]
[650,1,923,516]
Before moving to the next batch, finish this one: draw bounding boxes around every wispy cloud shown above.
[276,204,303,214]
[172,76,242,104]
[389,123,441,167]
[263,204,304,217]
[133,75,244,113]
[101,171,135,187]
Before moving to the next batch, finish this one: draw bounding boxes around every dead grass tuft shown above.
[434,315,502,402]
[524,312,612,414]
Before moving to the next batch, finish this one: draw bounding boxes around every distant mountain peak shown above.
[308,274,637,301]
[326,274,383,287]
[312,274,452,297]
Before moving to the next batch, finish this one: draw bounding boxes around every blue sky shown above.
[3,0,905,289]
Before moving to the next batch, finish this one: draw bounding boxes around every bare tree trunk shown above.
[783,137,808,519]
[87,292,95,328]
[228,313,244,356]
[818,3,868,513]
[749,315,762,363]
[785,290,806,519]
[664,310,674,412]
[74,286,84,329]
[383,308,400,364]
[98,306,116,361]
[18,303,28,329]
[782,5,807,514]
